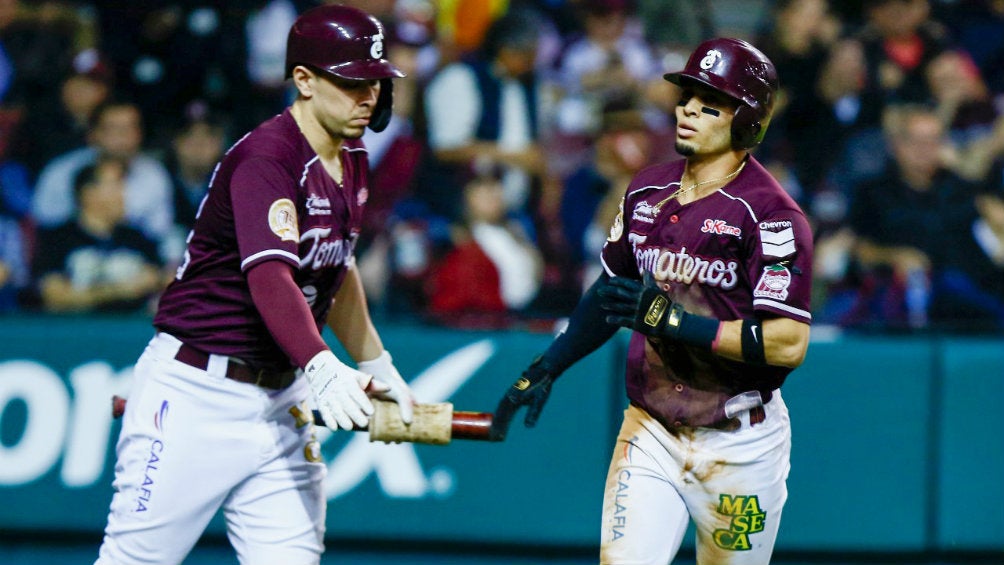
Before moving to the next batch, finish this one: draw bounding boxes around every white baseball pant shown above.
[95,332,326,565]
[600,393,791,564]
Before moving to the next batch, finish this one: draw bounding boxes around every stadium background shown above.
[0,315,1001,564]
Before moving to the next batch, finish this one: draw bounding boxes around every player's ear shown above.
[291,65,315,98]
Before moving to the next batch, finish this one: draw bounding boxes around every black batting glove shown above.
[597,271,685,339]
[489,357,558,441]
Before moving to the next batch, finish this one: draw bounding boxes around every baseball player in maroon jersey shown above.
[491,38,813,564]
[94,6,415,565]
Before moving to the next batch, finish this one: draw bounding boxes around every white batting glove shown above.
[304,350,375,431]
[357,350,415,424]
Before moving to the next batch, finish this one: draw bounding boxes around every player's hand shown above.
[597,271,685,339]
[357,350,415,424]
[489,357,558,441]
[303,350,375,431]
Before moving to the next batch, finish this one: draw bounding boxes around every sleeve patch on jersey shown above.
[753,264,791,300]
[268,198,300,242]
[760,226,795,257]
[607,197,625,242]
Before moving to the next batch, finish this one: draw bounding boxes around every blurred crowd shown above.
[1,0,1002,334]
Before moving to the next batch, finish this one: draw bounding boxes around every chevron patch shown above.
[759,225,795,257]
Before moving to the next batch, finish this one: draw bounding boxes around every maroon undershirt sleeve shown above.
[246,260,328,369]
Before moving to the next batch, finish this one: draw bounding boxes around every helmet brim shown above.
[325,59,406,80]
[664,71,742,104]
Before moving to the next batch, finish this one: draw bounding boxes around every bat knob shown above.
[112,395,126,419]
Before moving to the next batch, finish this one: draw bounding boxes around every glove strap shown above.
[519,356,559,388]
[357,350,393,375]
[305,350,371,390]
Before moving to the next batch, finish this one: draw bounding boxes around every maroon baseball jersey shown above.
[601,155,813,429]
[154,109,368,371]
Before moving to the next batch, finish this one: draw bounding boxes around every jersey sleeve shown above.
[231,157,302,273]
[746,209,814,323]
[600,195,639,279]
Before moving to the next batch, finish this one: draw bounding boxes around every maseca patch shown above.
[268,198,299,242]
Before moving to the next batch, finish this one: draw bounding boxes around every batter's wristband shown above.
[741,319,768,366]
[667,303,720,349]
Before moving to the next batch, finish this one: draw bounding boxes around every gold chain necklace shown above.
[653,159,748,213]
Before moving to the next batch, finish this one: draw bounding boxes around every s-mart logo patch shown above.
[701,218,741,237]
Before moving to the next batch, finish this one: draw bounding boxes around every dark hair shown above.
[174,101,226,139]
[72,158,126,203]
[482,8,542,60]
[87,99,142,132]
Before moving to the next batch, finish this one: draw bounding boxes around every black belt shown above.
[174,342,296,390]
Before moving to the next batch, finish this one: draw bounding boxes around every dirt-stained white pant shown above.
[600,393,791,565]
[95,333,326,565]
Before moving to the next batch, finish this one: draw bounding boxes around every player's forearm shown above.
[433,143,545,174]
[328,264,383,363]
[713,317,810,368]
[41,276,119,311]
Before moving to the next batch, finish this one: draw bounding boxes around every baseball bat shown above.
[111,396,497,444]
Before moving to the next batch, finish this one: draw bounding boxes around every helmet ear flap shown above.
[369,79,393,132]
[731,104,766,150]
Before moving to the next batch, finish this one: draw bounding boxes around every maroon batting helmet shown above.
[285,4,405,132]
[664,38,779,150]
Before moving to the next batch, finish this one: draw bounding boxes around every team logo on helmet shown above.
[370,33,385,59]
[700,49,722,70]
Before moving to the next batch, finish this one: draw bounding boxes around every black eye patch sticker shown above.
[701,106,721,117]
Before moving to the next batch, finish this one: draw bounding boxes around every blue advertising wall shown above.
[0,315,1001,554]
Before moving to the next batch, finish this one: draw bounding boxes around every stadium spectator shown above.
[31,99,174,247]
[420,7,548,224]
[755,0,843,197]
[30,157,165,314]
[90,3,254,149]
[816,104,1003,331]
[553,0,664,136]
[924,49,1004,183]
[162,102,226,267]
[15,49,113,175]
[821,0,955,199]
[635,0,713,55]
[933,0,1004,101]
[235,0,300,132]
[424,167,543,327]
[559,97,655,286]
